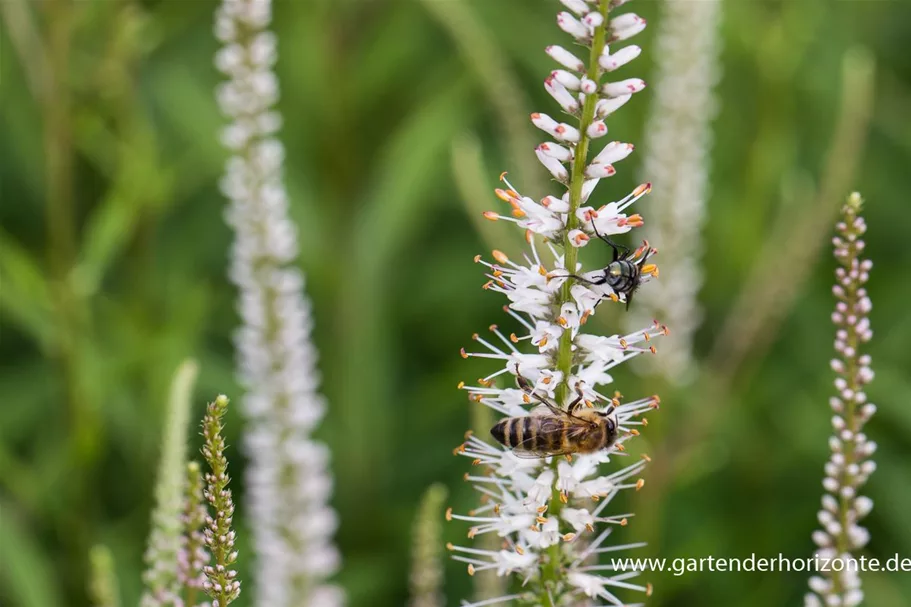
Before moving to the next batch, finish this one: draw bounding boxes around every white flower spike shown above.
[457,1,662,606]
[626,0,722,383]
[214,1,342,605]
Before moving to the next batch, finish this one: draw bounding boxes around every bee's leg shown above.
[514,364,568,418]
[532,392,571,419]
[567,383,589,415]
[514,365,536,394]
[590,219,629,261]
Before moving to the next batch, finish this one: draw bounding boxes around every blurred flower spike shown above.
[450,1,665,605]
[214,0,342,605]
[806,192,877,607]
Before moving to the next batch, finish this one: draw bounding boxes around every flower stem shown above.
[555,0,610,407]
[543,1,611,602]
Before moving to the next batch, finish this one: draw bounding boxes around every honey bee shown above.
[490,372,617,457]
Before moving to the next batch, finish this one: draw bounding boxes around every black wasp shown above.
[569,219,657,310]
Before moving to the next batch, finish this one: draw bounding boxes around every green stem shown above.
[541,2,610,603]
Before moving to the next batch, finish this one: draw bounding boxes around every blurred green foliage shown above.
[2,0,911,606]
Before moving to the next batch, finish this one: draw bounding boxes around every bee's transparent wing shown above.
[506,415,588,459]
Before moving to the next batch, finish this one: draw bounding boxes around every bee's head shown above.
[597,408,617,433]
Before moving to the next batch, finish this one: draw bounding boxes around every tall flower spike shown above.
[457,1,662,605]
[201,395,241,607]
[141,360,199,607]
[626,0,722,383]
[805,193,876,607]
[178,462,210,607]
[214,1,342,605]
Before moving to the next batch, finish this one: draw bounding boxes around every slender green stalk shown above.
[543,1,611,601]
[88,545,121,607]
[409,484,449,607]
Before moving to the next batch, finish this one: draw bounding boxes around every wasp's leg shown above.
[590,219,630,261]
[550,271,608,287]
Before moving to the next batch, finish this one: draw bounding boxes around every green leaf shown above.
[451,133,526,259]
[0,229,53,349]
[419,0,545,196]
[0,500,64,607]
[334,68,477,501]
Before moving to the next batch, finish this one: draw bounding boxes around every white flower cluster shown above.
[450,1,665,605]
[806,193,876,607]
[214,1,342,606]
[626,0,722,384]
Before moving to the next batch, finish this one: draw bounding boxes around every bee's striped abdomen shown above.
[490,418,509,447]
[492,416,566,453]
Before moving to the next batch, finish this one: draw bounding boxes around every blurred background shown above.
[2,0,911,606]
